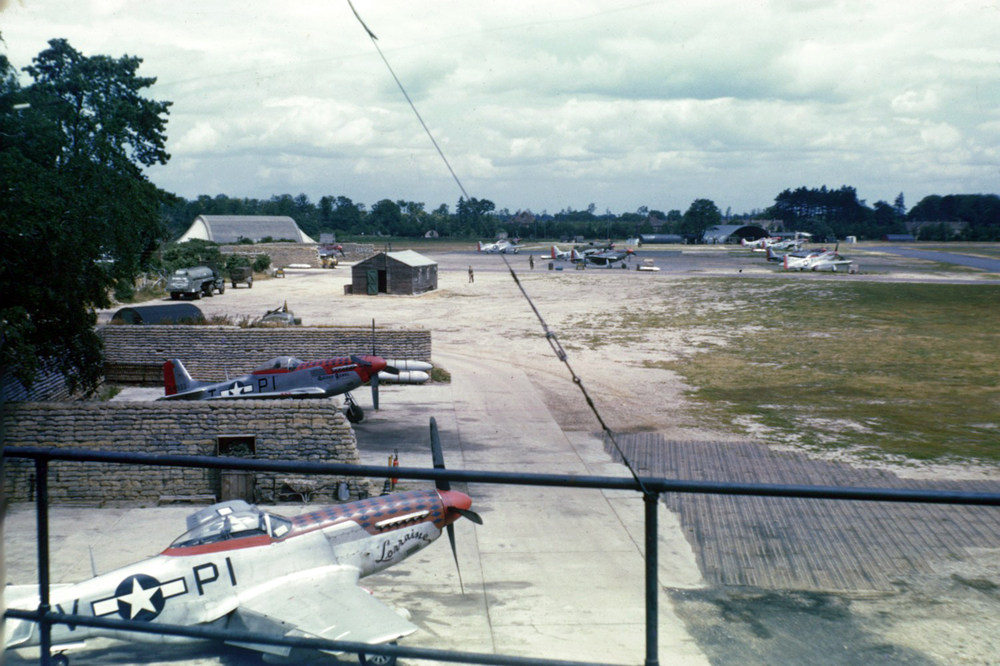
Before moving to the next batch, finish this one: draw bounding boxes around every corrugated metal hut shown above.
[351,251,437,295]
[110,303,205,324]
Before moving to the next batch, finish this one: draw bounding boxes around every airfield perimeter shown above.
[5,243,1000,665]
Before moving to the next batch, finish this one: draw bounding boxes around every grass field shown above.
[571,278,1000,464]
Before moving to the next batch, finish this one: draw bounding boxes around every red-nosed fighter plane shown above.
[4,424,482,665]
[157,355,432,423]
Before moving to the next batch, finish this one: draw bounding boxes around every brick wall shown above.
[2,401,379,505]
[101,326,432,384]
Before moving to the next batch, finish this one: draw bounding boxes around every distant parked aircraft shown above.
[477,239,518,254]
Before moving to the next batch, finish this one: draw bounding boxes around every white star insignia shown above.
[119,577,159,619]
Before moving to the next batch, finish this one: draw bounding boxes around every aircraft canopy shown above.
[170,502,292,548]
[254,356,304,372]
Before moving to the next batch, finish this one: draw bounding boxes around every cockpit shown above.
[253,356,304,373]
[170,500,293,549]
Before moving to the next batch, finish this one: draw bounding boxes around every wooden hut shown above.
[350,251,437,295]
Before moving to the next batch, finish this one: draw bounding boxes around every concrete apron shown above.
[4,352,709,665]
[360,350,709,665]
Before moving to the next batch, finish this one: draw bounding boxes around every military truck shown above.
[228,265,254,288]
[168,266,225,300]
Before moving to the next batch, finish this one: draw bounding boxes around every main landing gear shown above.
[344,392,365,423]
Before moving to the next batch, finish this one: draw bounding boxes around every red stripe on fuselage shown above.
[161,534,272,557]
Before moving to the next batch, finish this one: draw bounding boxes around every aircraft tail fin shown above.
[163,358,197,395]
[476,241,483,251]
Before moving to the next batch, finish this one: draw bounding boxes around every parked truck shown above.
[228,265,254,288]
[168,266,225,300]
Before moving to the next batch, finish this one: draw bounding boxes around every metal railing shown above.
[5,445,1000,666]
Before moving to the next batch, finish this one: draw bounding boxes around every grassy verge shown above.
[571,279,1000,463]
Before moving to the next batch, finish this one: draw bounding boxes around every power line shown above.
[346,0,648,494]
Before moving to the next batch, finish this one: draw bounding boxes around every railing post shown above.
[644,491,659,666]
[35,457,52,666]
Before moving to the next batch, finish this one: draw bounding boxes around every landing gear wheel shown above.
[52,653,70,666]
[346,403,364,423]
[359,643,397,666]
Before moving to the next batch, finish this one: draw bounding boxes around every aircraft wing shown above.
[203,386,328,400]
[227,565,418,657]
[160,386,328,401]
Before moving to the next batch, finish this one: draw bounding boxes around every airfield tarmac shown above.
[6,243,1000,665]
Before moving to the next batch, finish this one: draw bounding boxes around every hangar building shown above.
[701,224,768,244]
[177,215,316,244]
[351,251,437,295]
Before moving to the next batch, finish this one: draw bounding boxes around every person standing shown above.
[529,254,535,270]
[468,265,475,283]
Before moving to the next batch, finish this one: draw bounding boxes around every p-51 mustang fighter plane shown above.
[158,355,432,423]
[580,247,636,268]
[774,244,854,272]
[5,421,482,666]
[476,239,518,254]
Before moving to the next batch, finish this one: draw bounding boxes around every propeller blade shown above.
[383,364,401,376]
[371,371,379,411]
[455,507,483,525]
[430,417,449,491]
[447,523,465,594]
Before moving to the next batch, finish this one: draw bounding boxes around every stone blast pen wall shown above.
[2,401,374,505]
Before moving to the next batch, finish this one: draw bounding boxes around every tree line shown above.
[3,38,1000,394]
[163,188,1000,245]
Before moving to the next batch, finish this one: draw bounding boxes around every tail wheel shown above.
[359,644,397,666]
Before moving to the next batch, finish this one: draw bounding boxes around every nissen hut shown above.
[351,250,438,295]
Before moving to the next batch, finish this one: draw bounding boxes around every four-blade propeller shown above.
[429,417,482,593]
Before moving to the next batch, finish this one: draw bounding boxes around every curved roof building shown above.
[177,215,316,244]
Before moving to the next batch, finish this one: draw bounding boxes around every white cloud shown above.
[3,0,998,212]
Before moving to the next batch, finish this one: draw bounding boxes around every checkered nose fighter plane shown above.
[4,421,482,666]
[157,354,432,423]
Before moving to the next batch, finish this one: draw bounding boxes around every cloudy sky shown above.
[3,0,998,215]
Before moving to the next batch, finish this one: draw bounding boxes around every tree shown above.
[680,199,721,239]
[456,197,496,237]
[1,40,171,394]
[369,199,402,235]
